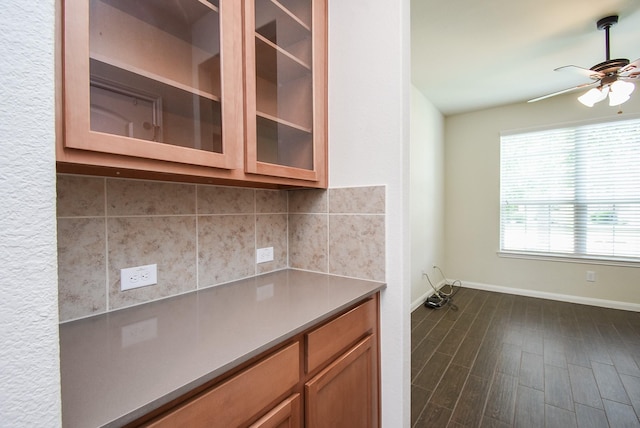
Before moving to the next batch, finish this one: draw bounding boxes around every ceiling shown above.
[411,0,640,115]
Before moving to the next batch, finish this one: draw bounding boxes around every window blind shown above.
[500,117,640,262]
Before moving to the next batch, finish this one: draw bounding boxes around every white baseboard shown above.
[411,280,447,311]
[461,280,640,312]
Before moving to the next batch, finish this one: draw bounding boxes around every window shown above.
[500,117,640,263]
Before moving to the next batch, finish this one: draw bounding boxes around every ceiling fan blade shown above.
[554,65,603,80]
[620,57,640,78]
[527,82,598,103]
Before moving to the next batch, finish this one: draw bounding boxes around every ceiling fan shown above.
[528,15,639,106]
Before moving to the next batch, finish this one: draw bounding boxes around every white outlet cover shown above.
[256,247,274,264]
[121,264,157,291]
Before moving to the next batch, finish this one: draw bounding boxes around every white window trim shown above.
[500,113,640,265]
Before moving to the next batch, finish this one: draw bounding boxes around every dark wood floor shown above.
[411,287,640,427]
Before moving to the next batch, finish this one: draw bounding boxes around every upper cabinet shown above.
[244,0,326,182]
[59,0,327,188]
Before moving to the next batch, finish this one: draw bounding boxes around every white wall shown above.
[445,92,640,309]
[0,1,61,426]
[410,86,445,308]
[329,0,411,426]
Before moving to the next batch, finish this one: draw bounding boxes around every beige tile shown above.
[256,190,287,214]
[57,218,107,321]
[107,179,195,216]
[329,215,385,281]
[256,214,288,274]
[57,175,105,217]
[288,189,327,213]
[198,215,256,286]
[197,186,255,214]
[107,216,197,310]
[288,214,328,272]
[329,186,385,214]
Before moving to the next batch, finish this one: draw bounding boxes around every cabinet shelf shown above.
[199,0,220,12]
[257,111,311,134]
[268,0,310,31]
[90,53,220,103]
[90,57,223,153]
[98,0,219,28]
[90,0,222,98]
[274,0,311,28]
[255,35,310,83]
[255,0,311,58]
[256,116,313,170]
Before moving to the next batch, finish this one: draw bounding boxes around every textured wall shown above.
[288,186,386,281]
[57,176,289,322]
[57,177,386,322]
[0,1,61,426]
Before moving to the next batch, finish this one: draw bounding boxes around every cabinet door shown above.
[63,0,243,169]
[249,393,301,428]
[305,335,378,428]
[244,0,327,184]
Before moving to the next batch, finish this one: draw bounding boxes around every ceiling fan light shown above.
[578,87,608,107]
[611,80,635,97]
[608,81,634,106]
[608,92,630,106]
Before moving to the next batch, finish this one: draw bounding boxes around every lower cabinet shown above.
[134,294,379,427]
[305,336,376,428]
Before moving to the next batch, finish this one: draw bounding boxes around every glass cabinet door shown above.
[244,0,326,182]
[63,0,242,169]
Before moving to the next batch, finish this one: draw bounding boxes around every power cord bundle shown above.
[422,265,461,310]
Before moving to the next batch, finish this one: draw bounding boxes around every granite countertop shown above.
[59,269,385,428]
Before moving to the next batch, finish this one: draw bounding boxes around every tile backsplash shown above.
[57,175,385,322]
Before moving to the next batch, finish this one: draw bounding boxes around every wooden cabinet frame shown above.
[243,0,327,183]
[58,0,327,188]
[62,0,243,170]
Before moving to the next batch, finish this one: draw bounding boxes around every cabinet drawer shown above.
[146,342,300,428]
[305,298,376,373]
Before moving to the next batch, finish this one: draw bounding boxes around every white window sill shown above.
[497,251,640,268]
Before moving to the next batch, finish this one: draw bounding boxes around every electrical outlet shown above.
[121,264,157,291]
[256,247,274,264]
[586,271,596,282]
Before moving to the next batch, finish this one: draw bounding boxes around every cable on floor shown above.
[422,265,461,311]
